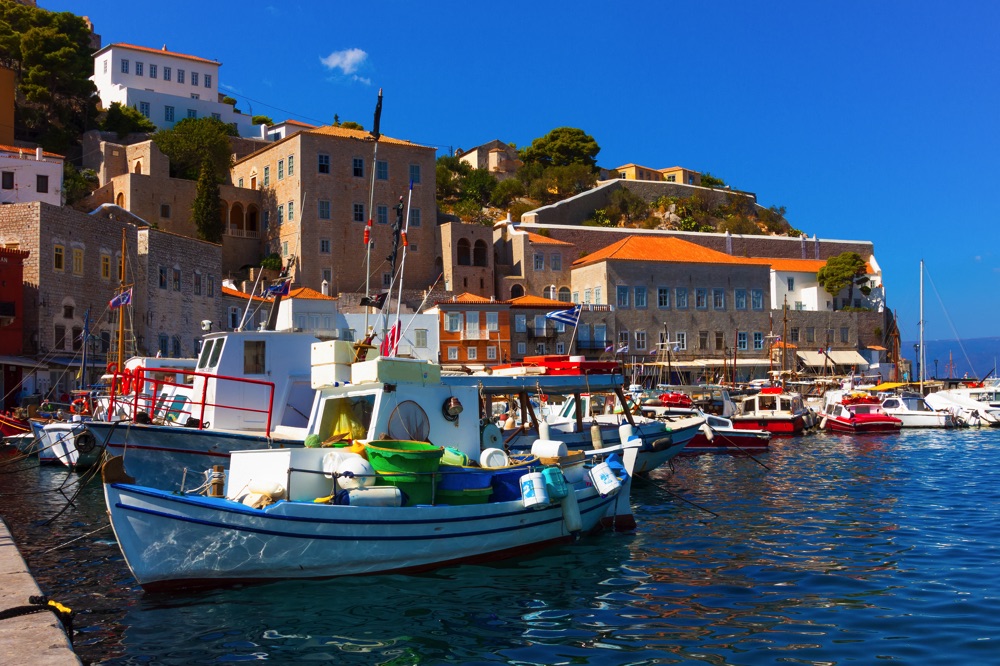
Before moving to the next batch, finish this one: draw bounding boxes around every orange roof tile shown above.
[439,292,499,305]
[281,119,317,128]
[99,43,220,66]
[573,236,744,268]
[508,295,568,308]
[525,231,573,247]
[741,257,874,274]
[221,285,268,302]
[288,286,336,300]
[307,125,431,149]
[0,144,63,159]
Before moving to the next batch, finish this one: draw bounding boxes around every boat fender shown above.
[336,456,375,490]
[539,419,550,441]
[560,489,583,533]
[819,416,828,430]
[75,432,96,455]
[699,422,715,442]
[590,422,603,449]
[618,423,634,445]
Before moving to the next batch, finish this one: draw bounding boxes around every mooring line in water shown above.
[44,457,108,525]
[718,436,772,471]
[37,523,113,555]
[634,474,719,518]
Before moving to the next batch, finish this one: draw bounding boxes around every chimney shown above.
[35,147,42,161]
[261,124,267,139]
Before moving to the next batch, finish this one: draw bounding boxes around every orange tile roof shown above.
[280,119,317,128]
[508,295,568,308]
[307,125,431,148]
[438,292,499,305]
[573,236,744,268]
[221,285,268,302]
[288,286,336,300]
[741,257,874,274]
[524,231,573,247]
[99,43,220,66]
[0,144,63,159]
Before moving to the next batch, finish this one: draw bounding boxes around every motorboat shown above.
[731,386,813,435]
[818,391,902,433]
[880,393,956,428]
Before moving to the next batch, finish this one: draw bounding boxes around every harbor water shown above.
[2,427,999,665]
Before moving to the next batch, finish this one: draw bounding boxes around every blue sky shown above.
[46,0,1000,342]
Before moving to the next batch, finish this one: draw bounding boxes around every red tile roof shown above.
[307,125,430,148]
[439,292,499,305]
[0,144,63,159]
[525,231,573,247]
[287,286,336,300]
[573,236,743,268]
[100,43,220,66]
[508,295,569,308]
[221,285,268,302]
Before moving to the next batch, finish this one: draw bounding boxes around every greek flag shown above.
[109,288,132,309]
[264,279,290,297]
[544,305,581,327]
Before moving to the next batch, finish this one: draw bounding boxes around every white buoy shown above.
[700,422,715,442]
[590,422,603,449]
[560,489,582,532]
[819,416,828,430]
[539,419,550,441]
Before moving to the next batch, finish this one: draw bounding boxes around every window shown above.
[138,101,150,118]
[376,160,388,180]
[751,289,764,310]
[318,200,331,219]
[657,287,670,309]
[699,331,709,350]
[635,330,646,351]
[287,200,294,221]
[414,329,428,348]
[160,204,171,218]
[572,291,579,303]
[737,332,748,350]
[165,106,175,121]
[63,305,74,319]
[594,287,602,305]
[467,347,478,361]
[409,164,421,184]
[487,346,497,360]
[322,269,332,285]
[445,312,462,332]
[193,273,202,295]
[353,203,364,222]
[208,275,215,297]
[37,174,49,193]
[841,327,850,343]
[158,266,167,289]
[262,210,269,230]
[377,205,388,224]
[287,155,294,175]
[177,69,185,84]
[583,288,592,304]
[515,314,526,332]
[320,239,331,253]
[135,61,143,76]
[789,327,800,343]
[158,334,169,356]
[319,154,331,174]
[1,172,12,189]
[277,204,284,224]
[635,286,647,309]
[244,340,266,374]
[282,241,289,256]
[172,268,181,291]
[787,277,795,291]
[713,288,725,310]
[121,59,129,74]
[187,109,196,119]
[550,253,562,271]
[559,287,571,302]
[238,178,243,188]
[101,254,110,279]
[352,158,364,178]
[447,347,459,361]
[278,159,284,180]
[486,312,498,332]
[53,245,64,271]
[409,208,421,226]
[806,327,815,343]
[382,272,391,288]
[529,253,542,271]
[617,285,630,308]
[715,331,724,350]
[191,72,199,86]
[676,288,688,309]
[675,332,687,351]
[72,326,83,351]
[55,325,66,350]
[163,66,171,81]
[72,249,83,275]
[534,315,546,336]
[171,336,181,358]
[753,332,764,350]
[149,64,157,78]
[517,342,526,355]
[204,74,211,88]
[618,329,629,347]
[263,166,270,187]
[695,288,708,309]
[103,59,107,74]
[735,288,747,310]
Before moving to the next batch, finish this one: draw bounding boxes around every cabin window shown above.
[208,338,225,368]
[244,340,266,374]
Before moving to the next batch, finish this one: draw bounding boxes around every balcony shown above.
[575,340,610,351]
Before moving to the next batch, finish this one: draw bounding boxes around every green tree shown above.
[461,168,497,206]
[100,102,156,138]
[261,253,282,271]
[153,117,235,180]
[519,127,600,169]
[340,121,364,131]
[251,114,274,126]
[545,163,597,197]
[192,161,223,243]
[607,187,650,226]
[701,172,726,188]
[490,177,525,208]
[62,163,97,206]
[817,252,868,307]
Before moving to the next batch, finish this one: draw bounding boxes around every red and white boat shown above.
[818,391,902,434]
[731,387,812,436]
[0,411,30,439]
[678,413,771,454]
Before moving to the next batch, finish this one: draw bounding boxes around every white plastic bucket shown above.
[519,471,549,509]
[618,423,634,445]
[341,486,402,506]
[531,439,568,459]
[589,462,621,497]
[480,447,509,468]
[336,456,375,490]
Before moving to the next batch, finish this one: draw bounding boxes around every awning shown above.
[868,381,914,392]
[797,350,870,367]
[0,355,48,370]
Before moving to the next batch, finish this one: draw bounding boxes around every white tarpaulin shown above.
[797,350,869,367]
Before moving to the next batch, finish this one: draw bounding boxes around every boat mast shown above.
[919,259,924,394]
[782,296,788,389]
[116,228,126,371]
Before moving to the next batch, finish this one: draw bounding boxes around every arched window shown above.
[133,161,142,174]
[510,284,524,299]
[115,192,125,207]
[558,287,571,302]
[544,285,556,300]
[473,240,488,267]
[230,202,245,234]
[457,239,471,266]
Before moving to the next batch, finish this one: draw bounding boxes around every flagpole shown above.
[116,228,126,370]
[363,88,383,338]
[567,306,581,356]
[389,183,414,356]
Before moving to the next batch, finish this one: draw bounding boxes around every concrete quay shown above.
[0,518,80,665]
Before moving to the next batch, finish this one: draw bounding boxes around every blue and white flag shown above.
[109,287,132,309]
[265,279,290,297]
[616,344,629,354]
[544,305,581,327]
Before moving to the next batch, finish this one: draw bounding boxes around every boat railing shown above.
[104,367,276,436]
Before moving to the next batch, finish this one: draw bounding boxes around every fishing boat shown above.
[103,347,640,591]
[730,386,813,435]
[0,411,30,438]
[880,392,956,428]
[818,390,902,433]
[629,393,770,453]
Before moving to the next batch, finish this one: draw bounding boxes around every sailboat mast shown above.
[117,228,126,371]
[782,296,788,388]
[919,259,924,394]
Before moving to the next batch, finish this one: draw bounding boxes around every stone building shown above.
[493,217,575,302]
[456,140,521,180]
[440,220,493,298]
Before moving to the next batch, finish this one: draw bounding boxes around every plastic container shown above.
[519,471,549,509]
[334,486,403,506]
[376,472,436,506]
[436,465,494,492]
[336,456,376,490]
[480,447,509,468]
[542,467,568,499]
[531,439,568,459]
[441,447,470,467]
[489,456,539,502]
[589,461,621,496]
[618,423,634,445]
[365,440,444,475]
[435,487,493,505]
[562,458,587,484]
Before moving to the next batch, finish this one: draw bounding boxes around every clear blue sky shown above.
[45,0,1000,342]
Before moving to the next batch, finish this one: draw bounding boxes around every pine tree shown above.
[192,161,223,243]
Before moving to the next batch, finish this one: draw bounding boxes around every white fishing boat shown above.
[924,387,1000,427]
[880,393,956,428]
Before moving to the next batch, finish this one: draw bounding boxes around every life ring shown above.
[71,397,90,415]
[131,367,145,394]
[106,362,118,375]
[117,367,133,395]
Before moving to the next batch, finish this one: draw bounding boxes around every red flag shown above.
[381,322,400,357]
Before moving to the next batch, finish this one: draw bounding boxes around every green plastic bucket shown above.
[364,440,444,475]
[377,471,437,506]
[436,486,493,505]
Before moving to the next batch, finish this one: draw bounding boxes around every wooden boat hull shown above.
[821,416,901,433]
[0,412,30,438]
[730,414,807,436]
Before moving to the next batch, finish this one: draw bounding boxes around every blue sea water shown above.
[2,428,999,665]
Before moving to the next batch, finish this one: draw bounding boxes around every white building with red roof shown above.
[91,43,256,137]
[0,145,64,205]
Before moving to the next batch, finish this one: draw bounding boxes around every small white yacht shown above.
[880,393,956,428]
